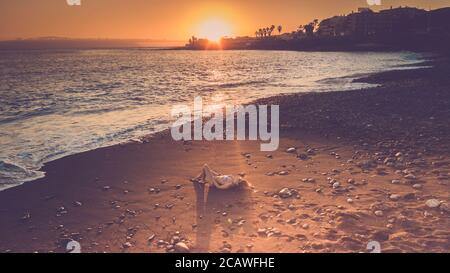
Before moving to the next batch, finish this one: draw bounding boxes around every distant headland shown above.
[185,6,450,52]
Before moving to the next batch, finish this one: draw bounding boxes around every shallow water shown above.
[0,49,426,189]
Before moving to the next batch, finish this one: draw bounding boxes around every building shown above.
[317,7,430,38]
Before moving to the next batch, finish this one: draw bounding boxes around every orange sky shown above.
[0,0,449,41]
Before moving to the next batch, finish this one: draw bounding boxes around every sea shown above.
[0,49,427,190]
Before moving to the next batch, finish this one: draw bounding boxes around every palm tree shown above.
[304,19,319,36]
[269,25,275,36]
[277,25,282,35]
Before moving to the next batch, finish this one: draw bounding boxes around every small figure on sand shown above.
[192,164,252,205]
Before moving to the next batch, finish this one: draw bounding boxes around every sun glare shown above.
[196,18,233,42]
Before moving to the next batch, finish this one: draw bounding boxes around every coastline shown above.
[0,56,449,253]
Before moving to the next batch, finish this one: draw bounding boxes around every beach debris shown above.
[174,242,190,253]
[425,199,441,208]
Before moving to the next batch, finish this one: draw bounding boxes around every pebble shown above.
[389,194,401,201]
[440,203,450,213]
[425,199,441,208]
[404,174,417,180]
[123,242,133,248]
[286,148,296,153]
[278,171,289,176]
[412,184,423,189]
[347,198,354,204]
[374,210,384,217]
[332,182,340,189]
[279,188,293,198]
[391,179,401,184]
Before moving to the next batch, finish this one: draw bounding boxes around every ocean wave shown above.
[0,160,44,187]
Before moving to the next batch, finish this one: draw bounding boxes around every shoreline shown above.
[0,56,448,253]
[0,51,428,191]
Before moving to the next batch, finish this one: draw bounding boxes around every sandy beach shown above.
[0,57,449,253]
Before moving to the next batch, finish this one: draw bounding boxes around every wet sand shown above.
[0,58,449,253]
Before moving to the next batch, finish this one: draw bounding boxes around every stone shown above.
[389,194,401,201]
[347,198,354,204]
[279,188,293,198]
[391,179,401,184]
[404,174,417,180]
[373,230,390,241]
[123,242,132,248]
[412,184,423,189]
[332,182,340,189]
[257,228,267,236]
[278,171,289,176]
[174,242,190,253]
[286,148,296,153]
[374,210,384,217]
[147,234,156,242]
[425,199,441,208]
[440,203,450,213]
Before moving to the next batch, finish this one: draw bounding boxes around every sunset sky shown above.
[0,0,449,41]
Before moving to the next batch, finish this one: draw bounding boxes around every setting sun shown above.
[196,18,234,42]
